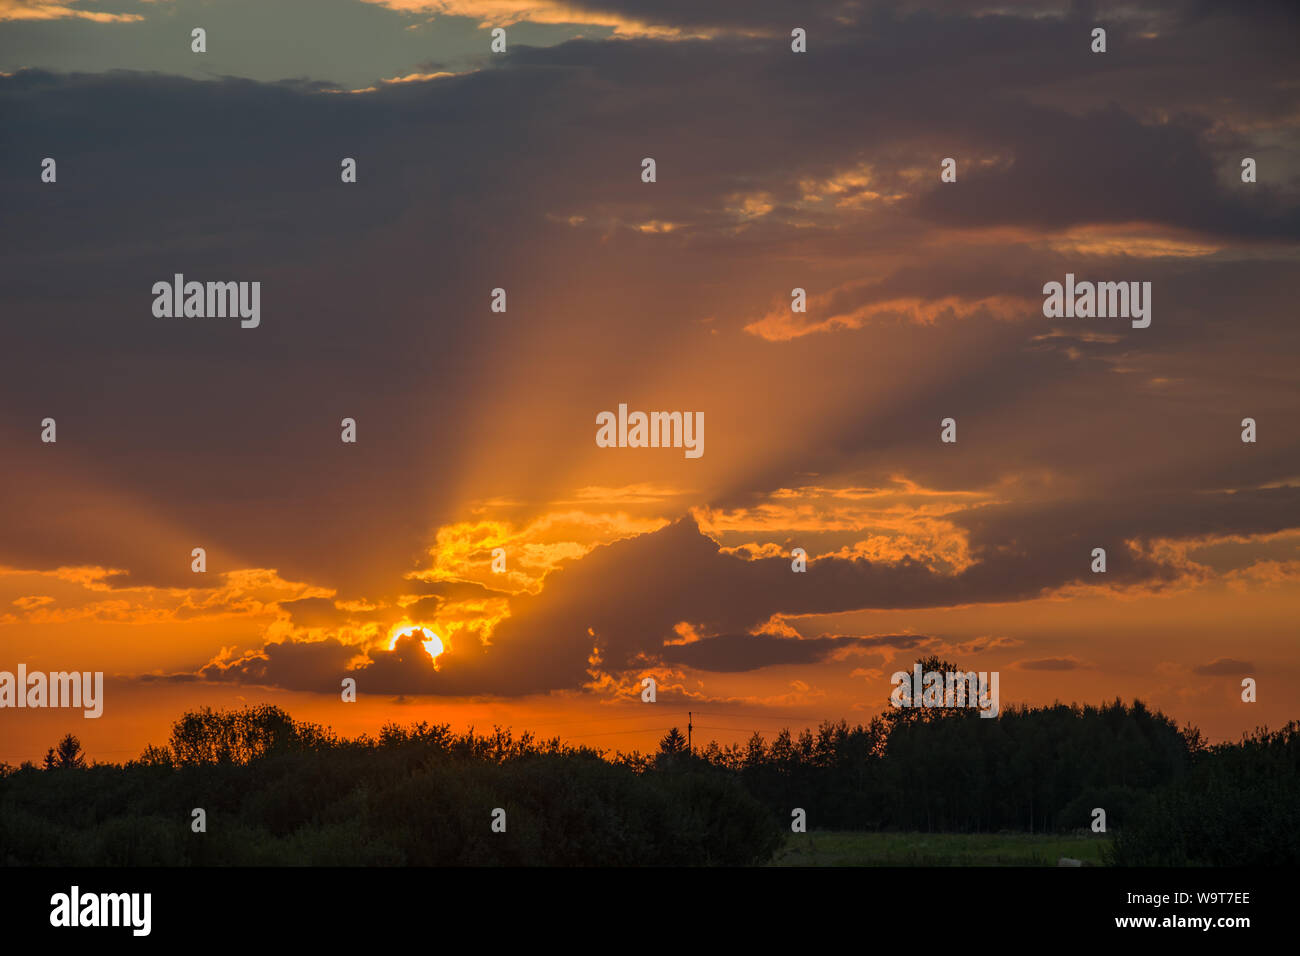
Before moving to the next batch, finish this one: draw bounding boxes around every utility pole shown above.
[687,711,693,753]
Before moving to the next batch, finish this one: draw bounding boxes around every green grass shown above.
[769,830,1112,866]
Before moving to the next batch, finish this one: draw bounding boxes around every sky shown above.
[1,0,1298,764]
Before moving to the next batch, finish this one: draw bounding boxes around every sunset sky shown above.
[1,0,1298,765]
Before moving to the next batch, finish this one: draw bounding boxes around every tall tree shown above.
[659,726,687,755]
[42,733,86,770]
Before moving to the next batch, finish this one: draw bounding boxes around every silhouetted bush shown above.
[703,698,1193,834]
[0,707,777,866]
[4,702,1296,865]
[1109,722,1300,865]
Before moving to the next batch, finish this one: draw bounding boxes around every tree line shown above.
[2,659,1296,865]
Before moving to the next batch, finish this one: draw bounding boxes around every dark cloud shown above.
[266,481,1293,694]
[0,0,591,89]
[1192,657,1255,675]
[199,635,360,692]
[279,596,345,628]
[175,468,1299,694]
[910,102,1300,239]
[136,672,200,683]
[1016,656,1086,671]
[659,631,931,673]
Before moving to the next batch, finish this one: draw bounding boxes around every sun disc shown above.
[388,623,444,660]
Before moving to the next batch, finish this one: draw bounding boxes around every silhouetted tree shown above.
[167,704,334,765]
[659,727,687,755]
[1,710,779,865]
[882,655,967,729]
[2,702,1294,865]
[42,733,86,770]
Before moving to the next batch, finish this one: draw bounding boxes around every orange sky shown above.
[2,492,1297,763]
[2,0,1298,765]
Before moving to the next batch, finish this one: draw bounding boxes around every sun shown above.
[388,623,444,661]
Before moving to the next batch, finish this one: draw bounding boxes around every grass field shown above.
[769,831,1112,866]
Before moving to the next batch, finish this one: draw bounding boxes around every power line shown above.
[689,709,831,723]
[513,711,691,729]
[692,724,783,735]
[558,725,676,740]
